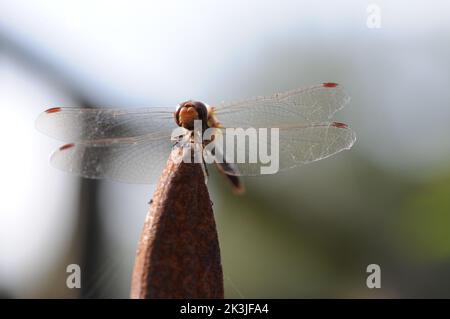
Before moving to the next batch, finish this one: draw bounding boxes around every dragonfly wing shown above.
[50,133,173,183]
[36,107,176,142]
[211,123,356,176]
[213,83,350,128]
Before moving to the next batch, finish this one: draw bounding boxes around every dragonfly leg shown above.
[201,160,209,185]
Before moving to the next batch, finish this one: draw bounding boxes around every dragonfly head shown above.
[175,100,209,131]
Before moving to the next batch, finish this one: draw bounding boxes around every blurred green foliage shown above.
[397,174,450,260]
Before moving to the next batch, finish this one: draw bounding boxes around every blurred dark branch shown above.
[0,29,91,104]
[0,28,103,298]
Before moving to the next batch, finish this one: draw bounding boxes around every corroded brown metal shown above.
[130,148,224,299]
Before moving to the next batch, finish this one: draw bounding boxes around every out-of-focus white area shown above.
[0,0,449,297]
[0,55,78,297]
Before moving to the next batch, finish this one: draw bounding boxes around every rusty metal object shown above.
[130,148,224,299]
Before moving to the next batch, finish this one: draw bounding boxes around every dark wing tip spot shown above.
[45,107,62,114]
[59,143,75,151]
[332,122,348,129]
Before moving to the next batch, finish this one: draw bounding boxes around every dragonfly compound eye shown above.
[175,100,208,130]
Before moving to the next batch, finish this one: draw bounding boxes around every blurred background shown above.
[1,0,450,298]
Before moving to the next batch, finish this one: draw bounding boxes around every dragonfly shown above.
[36,83,356,193]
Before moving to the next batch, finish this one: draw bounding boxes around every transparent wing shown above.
[213,83,350,128]
[208,123,356,176]
[36,106,176,142]
[50,132,173,183]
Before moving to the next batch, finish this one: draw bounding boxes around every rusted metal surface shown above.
[130,148,224,299]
